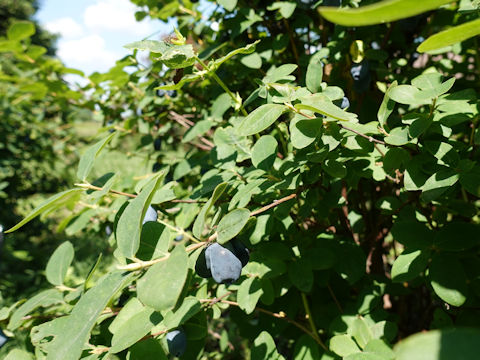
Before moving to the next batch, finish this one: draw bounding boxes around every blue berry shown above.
[0,329,8,348]
[205,243,243,284]
[142,206,157,225]
[175,234,184,242]
[166,329,187,357]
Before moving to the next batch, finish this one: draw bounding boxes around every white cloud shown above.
[84,0,155,36]
[45,17,84,38]
[57,35,119,74]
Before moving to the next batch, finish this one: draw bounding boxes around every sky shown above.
[35,0,175,75]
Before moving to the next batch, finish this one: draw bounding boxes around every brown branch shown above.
[339,124,387,145]
[327,284,343,313]
[169,110,214,149]
[291,105,387,146]
[283,19,301,79]
[75,183,202,203]
[250,193,297,217]
[199,297,327,351]
[340,181,360,245]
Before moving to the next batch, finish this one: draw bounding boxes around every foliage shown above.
[2,0,480,359]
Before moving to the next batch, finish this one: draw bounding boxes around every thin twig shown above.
[283,18,301,79]
[301,293,322,345]
[327,283,343,313]
[289,104,387,145]
[117,242,206,271]
[169,110,215,148]
[75,183,136,198]
[199,298,328,351]
[75,183,201,203]
[339,124,387,145]
[250,193,297,216]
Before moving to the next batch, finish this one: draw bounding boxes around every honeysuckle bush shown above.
[2,0,480,359]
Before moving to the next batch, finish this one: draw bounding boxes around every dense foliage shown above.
[2,0,480,359]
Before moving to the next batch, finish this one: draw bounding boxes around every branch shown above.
[290,104,387,146]
[75,182,202,203]
[250,193,297,216]
[117,242,206,271]
[199,297,328,351]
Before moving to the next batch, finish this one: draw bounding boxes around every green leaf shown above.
[421,169,459,202]
[182,120,214,143]
[45,271,134,360]
[289,115,323,149]
[460,166,480,197]
[128,338,168,360]
[7,21,35,41]
[319,0,452,27]
[238,104,288,136]
[237,277,263,314]
[192,182,228,238]
[267,2,297,18]
[322,158,347,178]
[296,94,358,122]
[429,253,468,306]
[391,221,433,248]
[395,328,480,360]
[157,44,196,69]
[156,72,206,90]
[4,349,34,360]
[251,331,285,360]
[116,172,165,258]
[251,135,278,170]
[288,259,313,292]
[306,52,324,93]
[350,317,373,349]
[388,85,430,105]
[124,40,170,53]
[391,249,431,283]
[434,222,480,252]
[109,297,145,334]
[385,127,409,145]
[137,245,188,311]
[160,297,202,331]
[364,339,395,360]
[330,334,361,357]
[241,52,262,69]
[110,307,163,353]
[293,334,320,360]
[77,132,116,181]
[217,208,251,244]
[377,81,397,128]
[8,289,63,331]
[45,241,74,286]
[424,141,460,167]
[213,41,260,69]
[5,189,82,233]
[344,353,385,360]
[418,18,480,53]
[218,0,238,11]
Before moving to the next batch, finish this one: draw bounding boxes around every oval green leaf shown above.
[395,328,480,360]
[251,135,278,170]
[217,208,251,244]
[46,241,74,286]
[429,253,468,307]
[319,0,452,27]
[116,172,165,258]
[237,104,288,136]
[418,18,480,53]
[5,189,83,233]
[77,132,116,181]
[137,245,188,311]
